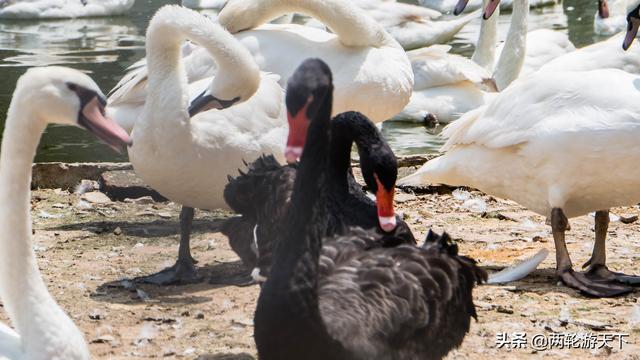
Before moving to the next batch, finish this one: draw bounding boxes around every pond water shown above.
[0,0,606,161]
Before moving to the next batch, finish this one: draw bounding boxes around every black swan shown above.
[254,58,487,360]
[222,110,415,279]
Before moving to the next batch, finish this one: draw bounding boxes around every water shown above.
[0,0,603,162]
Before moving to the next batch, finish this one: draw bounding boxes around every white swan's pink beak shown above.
[483,0,500,19]
[80,97,132,152]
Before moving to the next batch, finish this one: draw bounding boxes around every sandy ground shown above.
[5,173,640,359]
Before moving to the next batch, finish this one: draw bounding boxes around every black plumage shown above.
[254,58,487,360]
[222,110,415,278]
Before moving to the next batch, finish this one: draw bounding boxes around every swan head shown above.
[483,0,500,19]
[15,66,131,151]
[188,59,261,116]
[217,0,272,33]
[284,59,333,164]
[361,150,398,233]
[624,4,640,50]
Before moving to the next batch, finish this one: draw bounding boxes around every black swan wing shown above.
[318,229,486,360]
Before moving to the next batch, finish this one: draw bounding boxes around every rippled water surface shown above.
[0,0,602,161]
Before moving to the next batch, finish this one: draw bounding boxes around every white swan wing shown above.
[516,29,575,76]
[443,69,640,150]
[539,33,640,75]
[409,45,494,90]
[0,322,21,359]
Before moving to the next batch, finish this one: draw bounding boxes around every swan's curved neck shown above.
[493,0,528,90]
[221,0,393,48]
[472,0,499,70]
[0,92,83,355]
[266,91,333,309]
[329,113,380,196]
[142,8,257,129]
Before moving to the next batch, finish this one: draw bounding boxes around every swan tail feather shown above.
[487,249,549,284]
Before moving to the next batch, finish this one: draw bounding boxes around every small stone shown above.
[496,305,514,314]
[481,211,516,221]
[81,191,111,204]
[394,193,415,204]
[124,196,155,205]
[181,311,190,317]
[136,289,150,301]
[113,227,123,236]
[158,212,172,219]
[532,236,546,243]
[195,313,205,320]
[91,335,116,344]
[89,309,104,320]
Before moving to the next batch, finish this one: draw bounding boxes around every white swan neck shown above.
[219,0,394,48]
[0,94,87,358]
[493,0,528,90]
[143,6,259,128]
[472,0,499,70]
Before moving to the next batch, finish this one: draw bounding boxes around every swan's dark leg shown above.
[553,208,631,297]
[582,210,640,285]
[137,207,202,285]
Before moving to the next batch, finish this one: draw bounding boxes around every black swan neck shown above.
[266,84,332,303]
[329,111,382,193]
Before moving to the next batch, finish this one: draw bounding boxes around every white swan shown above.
[593,0,640,36]
[418,0,556,13]
[399,68,640,297]
[218,0,414,122]
[110,0,412,125]
[0,66,131,359]
[390,0,576,123]
[345,0,480,50]
[127,5,286,285]
[389,0,526,123]
[302,0,478,51]
[496,28,575,77]
[0,0,134,19]
[538,32,640,74]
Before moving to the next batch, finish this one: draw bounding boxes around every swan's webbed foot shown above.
[137,259,202,285]
[209,270,257,287]
[584,264,640,286]
[558,268,632,297]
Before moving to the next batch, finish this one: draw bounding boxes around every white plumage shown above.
[129,6,286,211]
[400,69,640,219]
[539,32,640,74]
[110,0,413,125]
[0,0,134,19]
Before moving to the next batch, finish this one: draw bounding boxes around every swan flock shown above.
[1,0,640,358]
